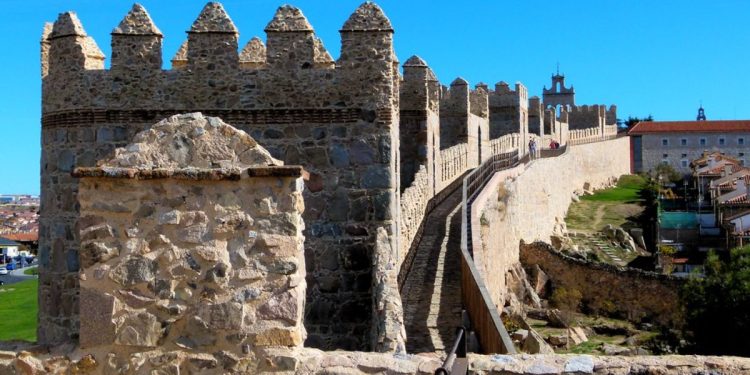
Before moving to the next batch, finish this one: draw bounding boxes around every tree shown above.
[680,246,750,356]
[625,115,653,129]
[651,163,684,184]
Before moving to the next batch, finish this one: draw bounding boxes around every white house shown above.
[0,237,20,260]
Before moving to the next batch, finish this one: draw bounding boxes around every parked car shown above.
[5,262,16,271]
[0,267,7,275]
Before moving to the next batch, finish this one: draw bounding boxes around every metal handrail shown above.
[434,327,466,375]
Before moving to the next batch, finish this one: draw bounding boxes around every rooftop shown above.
[629,120,750,134]
[0,237,21,246]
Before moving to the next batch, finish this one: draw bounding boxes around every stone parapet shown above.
[2,348,749,374]
[75,113,307,357]
[469,354,750,374]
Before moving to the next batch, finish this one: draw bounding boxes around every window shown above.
[661,160,670,165]
[663,153,668,158]
[681,160,688,168]
[739,138,745,145]
[681,153,688,158]
[719,137,726,146]
[681,138,687,146]
[662,138,669,146]
[700,138,707,146]
[740,152,745,157]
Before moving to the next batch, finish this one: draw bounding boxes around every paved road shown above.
[0,265,37,285]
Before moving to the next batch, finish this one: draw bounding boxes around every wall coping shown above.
[72,165,304,180]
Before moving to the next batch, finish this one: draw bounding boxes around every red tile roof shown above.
[629,120,750,134]
[3,232,37,242]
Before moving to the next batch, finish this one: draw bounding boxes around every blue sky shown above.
[2,1,749,195]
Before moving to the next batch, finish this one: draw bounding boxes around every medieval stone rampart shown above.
[472,137,631,309]
[520,241,682,326]
[567,104,618,131]
[40,2,399,350]
[489,82,530,142]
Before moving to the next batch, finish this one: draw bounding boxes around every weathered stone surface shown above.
[110,257,158,286]
[198,302,244,330]
[522,329,555,354]
[190,2,237,33]
[49,12,86,38]
[255,328,303,347]
[112,4,162,35]
[79,288,116,348]
[114,311,162,347]
[257,288,300,324]
[568,327,588,346]
[341,2,393,31]
[74,113,307,357]
[265,5,313,32]
[239,37,266,65]
[98,113,279,170]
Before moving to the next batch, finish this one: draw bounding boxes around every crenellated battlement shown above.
[42,2,397,114]
[488,81,528,110]
[566,104,617,130]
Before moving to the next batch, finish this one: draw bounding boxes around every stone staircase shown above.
[400,187,464,355]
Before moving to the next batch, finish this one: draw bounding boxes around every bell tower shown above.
[542,66,575,111]
[697,105,707,121]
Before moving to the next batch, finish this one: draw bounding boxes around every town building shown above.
[629,119,750,174]
[0,237,20,260]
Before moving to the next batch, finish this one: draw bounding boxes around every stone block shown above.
[80,241,119,268]
[257,288,301,324]
[115,311,162,347]
[56,150,76,173]
[254,328,303,347]
[362,166,391,188]
[329,143,350,167]
[350,140,375,165]
[198,301,244,330]
[79,288,116,348]
[110,257,158,286]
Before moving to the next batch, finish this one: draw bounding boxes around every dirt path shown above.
[591,204,606,232]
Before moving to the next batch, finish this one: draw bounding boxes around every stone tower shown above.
[40,2,400,351]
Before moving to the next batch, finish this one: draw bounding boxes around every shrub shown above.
[550,287,582,312]
[680,246,750,356]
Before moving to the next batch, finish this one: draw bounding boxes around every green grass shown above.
[0,279,38,342]
[566,175,647,234]
[23,267,38,276]
[580,175,647,202]
[568,341,601,354]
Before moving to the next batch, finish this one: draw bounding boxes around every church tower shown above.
[542,67,575,110]
[697,105,707,121]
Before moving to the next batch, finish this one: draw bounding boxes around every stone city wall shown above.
[439,143,470,190]
[399,166,431,268]
[474,137,631,309]
[567,104,616,131]
[40,2,399,350]
[489,82,529,140]
[3,344,749,374]
[489,133,521,157]
[520,241,682,326]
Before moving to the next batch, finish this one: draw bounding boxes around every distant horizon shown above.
[3,0,749,195]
